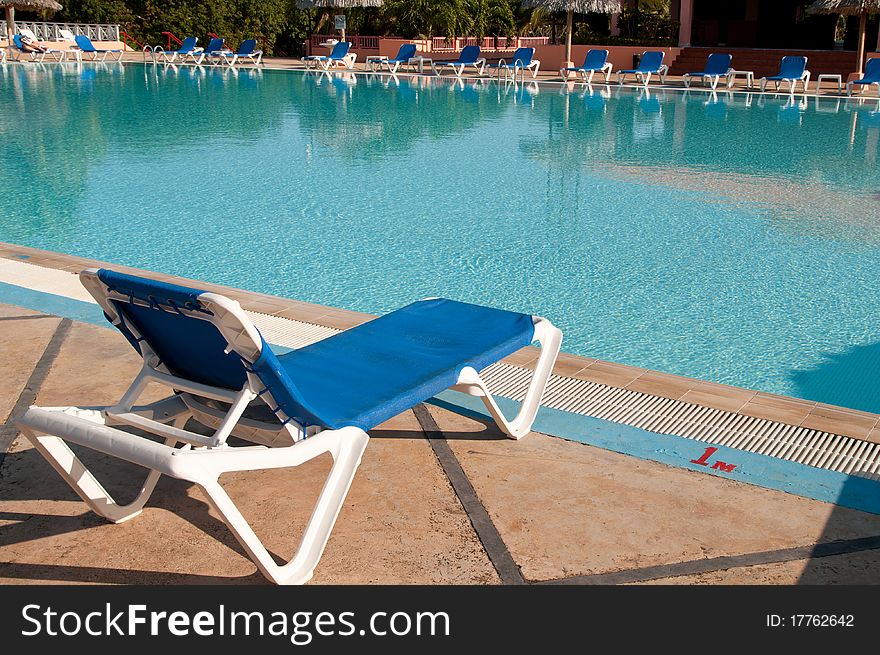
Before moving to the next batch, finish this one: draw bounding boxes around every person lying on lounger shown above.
[20,35,49,54]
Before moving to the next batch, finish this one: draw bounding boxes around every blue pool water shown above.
[2,64,880,412]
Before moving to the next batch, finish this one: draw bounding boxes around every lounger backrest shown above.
[395,43,417,61]
[237,39,257,55]
[583,48,608,69]
[204,37,225,53]
[85,269,327,429]
[778,56,807,78]
[75,35,97,52]
[511,47,534,66]
[179,36,198,53]
[20,28,38,41]
[329,41,351,59]
[12,34,24,50]
[59,29,77,43]
[863,57,880,81]
[639,50,665,71]
[704,53,732,75]
[459,45,481,64]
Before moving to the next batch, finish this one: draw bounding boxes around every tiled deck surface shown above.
[1,244,880,584]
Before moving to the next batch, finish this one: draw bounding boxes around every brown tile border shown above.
[2,241,880,444]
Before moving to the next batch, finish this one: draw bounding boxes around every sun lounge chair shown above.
[486,47,540,81]
[369,42,417,73]
[16,269,563,585]
[74,35,123,62]
[432,45,487,77]
[12,33,67,62]
[157,36,199,63]
[760,56,810,93]
[617,50,668,86]
[560,49,612,84]
[847,57,880,96]
[302,41,354,70]
[179,37,225,66]
[207,39,263,67]
[683,53,733,90]
[0,45,6,63]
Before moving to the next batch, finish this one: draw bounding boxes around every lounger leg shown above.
[193,428,370,585]
[19,413,185,524]
[453,319,563,439]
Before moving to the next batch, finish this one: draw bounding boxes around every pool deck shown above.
[29,52,878,100]
[2,244,880,585]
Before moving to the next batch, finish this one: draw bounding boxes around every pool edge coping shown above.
[1,240,878,446]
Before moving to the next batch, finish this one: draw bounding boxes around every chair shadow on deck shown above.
[0,410,502,585]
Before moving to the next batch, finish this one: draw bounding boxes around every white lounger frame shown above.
[491,58,541,83]
[683,68,733,90]
[17,269,561,585]
[847,79,880,96]
[618,64,668,87]
[760,70,810,94]
[221,50,263,67]
[302,53,357,70]
[432,58,487,77]
[81,48,124,63]
[560,62,613,84]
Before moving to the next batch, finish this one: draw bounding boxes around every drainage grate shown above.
[478,362,880,481]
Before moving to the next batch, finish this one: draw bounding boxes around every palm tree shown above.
[808,0,880,74]
[521,1,622,65]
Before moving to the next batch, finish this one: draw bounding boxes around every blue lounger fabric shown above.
[852,58,880,86]
[273,298,535,431]
[766,56,807,81]
[96,270,535,432]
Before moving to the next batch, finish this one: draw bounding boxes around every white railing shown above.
[0,21,120,42]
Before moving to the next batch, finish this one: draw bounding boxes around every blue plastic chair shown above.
[848,57,880,96]
[760,56,810,93]
[683,53,733,90]
[561,49,611,84]
[302,41,353,70]
[158,36,198,63]
[370,43,418,74]
[432,45,486,77]
[17,268,562,586]
[227,39,263,66]
[487,47,540,81]
[181,37,226,66]
[617,50,667,86]
[74,35,123,62]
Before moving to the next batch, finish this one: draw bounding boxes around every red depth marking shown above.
[690,447,717,466]
[690,446,737,473]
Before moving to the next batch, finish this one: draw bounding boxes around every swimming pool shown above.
[2,63,880,412]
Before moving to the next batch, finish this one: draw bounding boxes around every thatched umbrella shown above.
[808,0,880,74]
[522,0,621,67]
[296,0,382,42]
[1,0,62,45]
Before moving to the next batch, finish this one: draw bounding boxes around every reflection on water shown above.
[2,64,880,411]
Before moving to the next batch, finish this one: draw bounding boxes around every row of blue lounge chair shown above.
[152,36,263,66]
[308,42,880,97]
